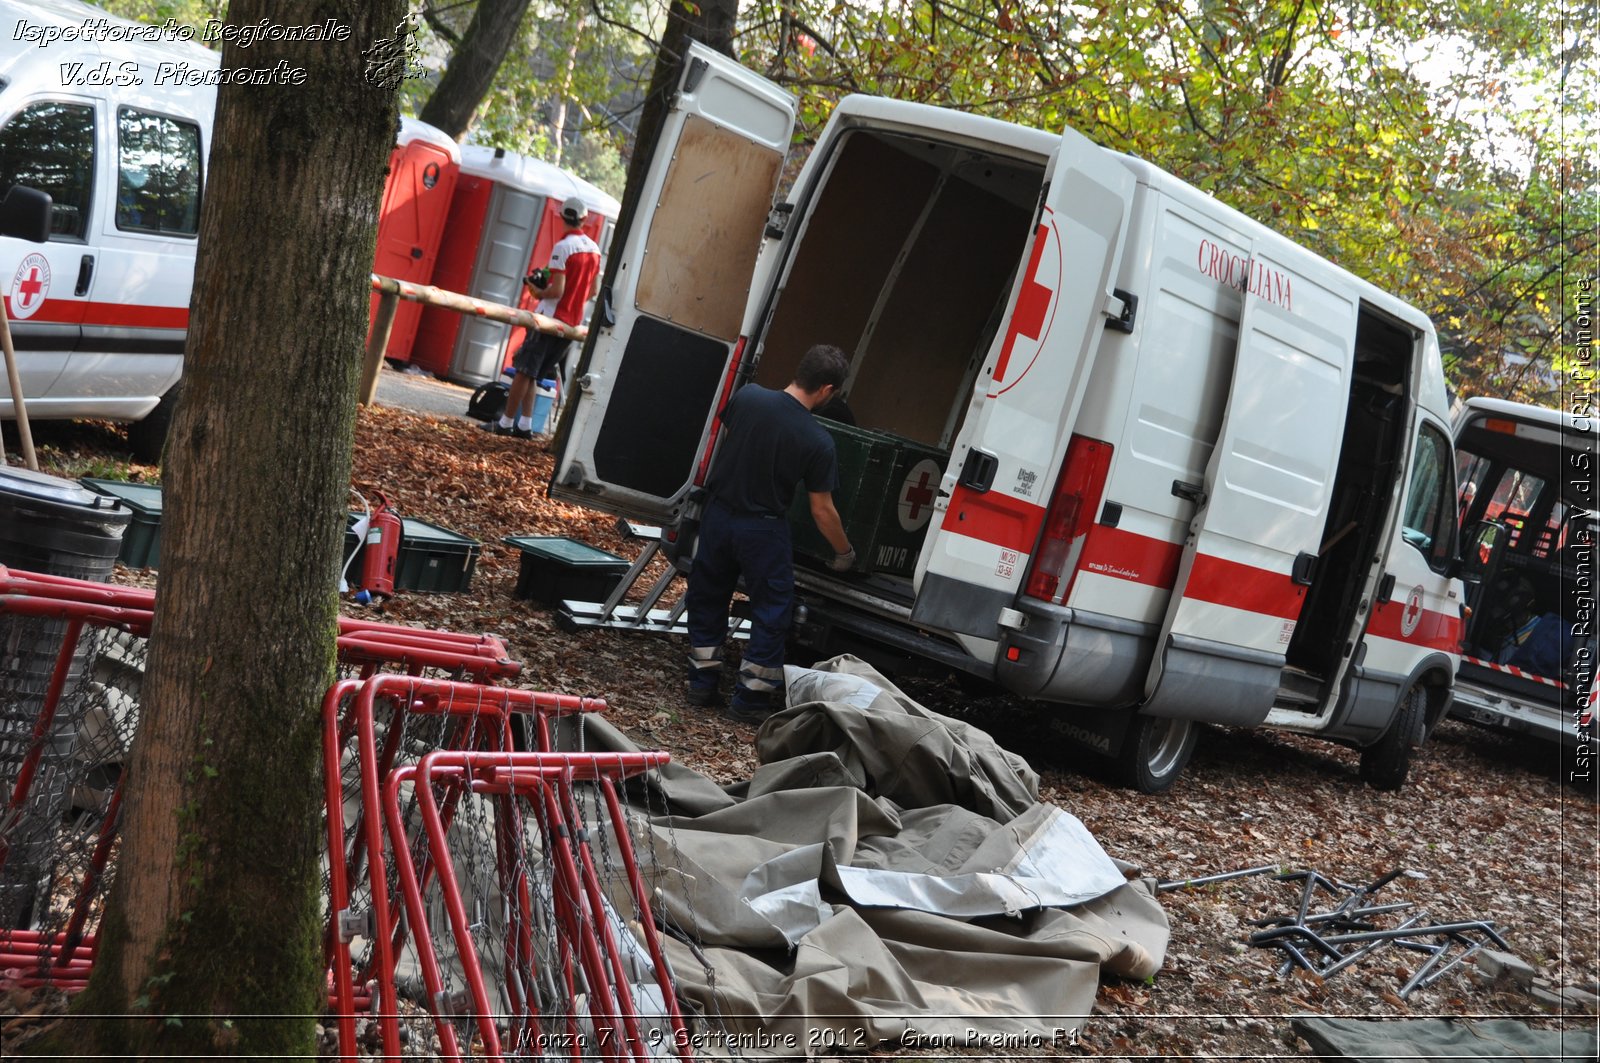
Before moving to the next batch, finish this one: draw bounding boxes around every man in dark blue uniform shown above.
[686,344,856,722]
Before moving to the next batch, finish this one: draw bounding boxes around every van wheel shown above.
[127,383,180,464]
[1359,686,1424,792]
[1117,715,1197,794]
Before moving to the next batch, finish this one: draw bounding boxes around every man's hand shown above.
[828,547,857,573]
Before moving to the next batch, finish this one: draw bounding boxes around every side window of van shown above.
[1401,422,1458,571]
[0,102,95,240]
[116,108,201,236]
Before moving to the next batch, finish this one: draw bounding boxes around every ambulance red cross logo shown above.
[1400,585,1425,638]
[897,459,943,532]
[8,253,51,321]
[988,208,1061,397]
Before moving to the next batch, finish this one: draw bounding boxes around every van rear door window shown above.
[0,102,95,240]
[116,108,201,236]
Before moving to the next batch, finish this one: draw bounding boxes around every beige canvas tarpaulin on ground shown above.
[572,656,1170,1057]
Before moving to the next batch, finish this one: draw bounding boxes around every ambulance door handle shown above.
[959,449,998,493]
[1171,479,1205,506]
[410,246,423,259]
[75,254,95,296]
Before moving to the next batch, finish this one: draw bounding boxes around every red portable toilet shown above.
[410,147,619,386]
[369,118,461,365]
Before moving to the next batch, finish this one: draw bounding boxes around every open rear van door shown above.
[910,125,1134,640]
[551,43,796,522]
[1142,258,1358,725]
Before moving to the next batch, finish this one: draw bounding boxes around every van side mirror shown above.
[0,185,52,243]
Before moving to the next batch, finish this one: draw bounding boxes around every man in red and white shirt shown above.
[488,195,601,438]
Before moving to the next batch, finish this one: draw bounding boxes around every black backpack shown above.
[467,380,509,422]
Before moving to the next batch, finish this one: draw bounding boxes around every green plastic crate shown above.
[504,535,629,605]
[395,518,480,593]
[786,421,948,578]
[81,478,163,568]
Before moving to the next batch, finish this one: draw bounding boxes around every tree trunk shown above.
[417,0,532,139]
[65,1,402,1054]
[549,12,588,167]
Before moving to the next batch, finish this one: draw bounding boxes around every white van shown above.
[0,0,217,460]
[1450,397,1597,754]
[552,44,1466,792]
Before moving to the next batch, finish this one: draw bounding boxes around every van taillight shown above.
[1024,435,1113,604]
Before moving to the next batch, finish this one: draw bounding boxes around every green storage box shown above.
[787,421,949,578]
[504,535,629,605]
[395,518,480,593]
[81,478,163,568]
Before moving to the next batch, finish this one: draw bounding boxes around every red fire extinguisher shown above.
[360,492,401,598]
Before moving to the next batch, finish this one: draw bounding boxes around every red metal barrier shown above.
[380,751,686,1062]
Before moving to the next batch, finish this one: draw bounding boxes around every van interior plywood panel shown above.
[755,134,940,389]
[635,115,783,341]
[849,172,1033,444]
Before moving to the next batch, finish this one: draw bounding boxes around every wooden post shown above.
[359,289,399,407]
[0,296,38,471]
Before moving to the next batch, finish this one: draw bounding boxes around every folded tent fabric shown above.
[563,656,1170,1054]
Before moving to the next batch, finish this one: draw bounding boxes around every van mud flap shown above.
[1143,634,1280,726]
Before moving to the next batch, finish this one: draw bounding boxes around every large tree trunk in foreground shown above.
[66,1,402,1054]
[418,0,532,139]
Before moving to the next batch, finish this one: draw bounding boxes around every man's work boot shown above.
[686,645,723,707]
[725,659,785,724]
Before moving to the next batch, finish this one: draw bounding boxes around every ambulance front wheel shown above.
[1118,715,1197,794]
[1359,685,1425,792]
[128,382,180,464]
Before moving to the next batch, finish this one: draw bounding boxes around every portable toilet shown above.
[369,118,461,365]
[410,147,618,386]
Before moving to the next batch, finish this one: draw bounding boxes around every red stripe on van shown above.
[1366,598,1463,653]
[1076,525,1180,588]
[16,299,187,330]
[1184,553,1307,620]
[939,485,1045,553]
[83,303,188,329]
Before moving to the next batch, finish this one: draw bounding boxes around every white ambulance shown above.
[552,44,1465,791]
[0,0,217,460]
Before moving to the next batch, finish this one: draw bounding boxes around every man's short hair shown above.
[794,344,849,392]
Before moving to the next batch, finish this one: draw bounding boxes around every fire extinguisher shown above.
[360,492,401,599]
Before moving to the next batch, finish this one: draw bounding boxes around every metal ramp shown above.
[554,520,751,641]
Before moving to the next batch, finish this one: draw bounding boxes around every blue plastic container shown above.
[529,379,558,434]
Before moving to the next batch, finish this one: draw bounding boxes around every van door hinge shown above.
[764,202,794,240]
[1103,288,1138,333]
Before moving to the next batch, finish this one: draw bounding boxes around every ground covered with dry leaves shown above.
[11,404,1599,1059]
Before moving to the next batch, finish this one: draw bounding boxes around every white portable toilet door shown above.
[1142,254,1358,725]
[550,42,797,523]
[449,183,543,385]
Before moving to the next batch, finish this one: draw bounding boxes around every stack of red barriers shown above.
[0,566,692,1061]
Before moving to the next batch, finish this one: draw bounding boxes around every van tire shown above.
[1117,715,1197,794]
[1359,686,1424,792]
[127,383,180,464]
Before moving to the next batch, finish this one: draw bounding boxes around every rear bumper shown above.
[994,600,1151,708]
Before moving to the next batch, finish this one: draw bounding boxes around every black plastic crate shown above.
[81,478,163,568]
[395,518,480,593]
[504,535,629,605]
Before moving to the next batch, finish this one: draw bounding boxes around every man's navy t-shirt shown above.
[707,385,838,517]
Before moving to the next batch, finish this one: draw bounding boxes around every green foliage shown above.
[732,0,1593,402]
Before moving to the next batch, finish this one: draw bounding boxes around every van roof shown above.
[458,144,620,218]
[1462,396,1598,437]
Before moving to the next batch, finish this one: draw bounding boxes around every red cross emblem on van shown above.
[990,211,1060,396]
